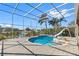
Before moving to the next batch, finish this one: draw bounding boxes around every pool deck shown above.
[0,37,79,56]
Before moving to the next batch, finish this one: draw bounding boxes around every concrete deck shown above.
[0,37,79,56]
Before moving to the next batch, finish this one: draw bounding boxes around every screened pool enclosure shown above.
[0,3,79,56]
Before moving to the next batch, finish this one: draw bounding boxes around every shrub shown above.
[0,35,7,41]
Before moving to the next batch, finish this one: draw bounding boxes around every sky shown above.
[0,3,75,29]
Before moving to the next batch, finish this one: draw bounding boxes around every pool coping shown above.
[27,35,58,46]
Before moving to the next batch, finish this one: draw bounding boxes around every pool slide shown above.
[54,28,71,37]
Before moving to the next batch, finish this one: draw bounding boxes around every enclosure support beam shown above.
[23,3,43,17]
[12,3,19,39]
[74,3,79,51]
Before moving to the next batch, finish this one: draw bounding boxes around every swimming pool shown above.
[28,35,57,46]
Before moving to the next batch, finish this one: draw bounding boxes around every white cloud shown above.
[5,24,12,27]
[49,8,74,18]
[64,13,74,18]
[0,24,3,26]
[0,24,12,27]
[61,9,67,15]
[49,9,67,18]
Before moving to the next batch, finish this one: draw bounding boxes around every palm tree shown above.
[38,13,48,29]
[48,18,59,33]
[48,17,64,34]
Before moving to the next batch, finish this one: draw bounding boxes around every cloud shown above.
[0,24,12,27]
[5,24,12,27]
[0,24,3,26]
[49,8,74,18]
[64,13,74,18]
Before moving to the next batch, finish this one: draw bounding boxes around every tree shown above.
[48,17,59,33]
[25,28,31,31]
[38,13,48,29]
[48,17,64,34]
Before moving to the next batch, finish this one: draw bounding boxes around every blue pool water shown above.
[28,35,57,46]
